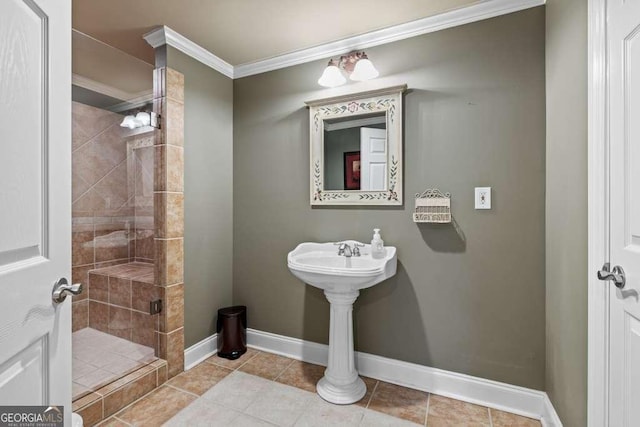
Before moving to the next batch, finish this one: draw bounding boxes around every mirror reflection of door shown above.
[323,112,386,191]
[360,127,387,191]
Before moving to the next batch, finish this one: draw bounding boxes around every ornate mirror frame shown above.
[305,84,406,206]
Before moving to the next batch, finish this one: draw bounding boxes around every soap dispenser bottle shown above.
[371,228,385,259]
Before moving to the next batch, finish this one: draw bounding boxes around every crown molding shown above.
[72,73,152,103]
[143,0,545,80]
[233,0,545,78]
[144,25,234,78]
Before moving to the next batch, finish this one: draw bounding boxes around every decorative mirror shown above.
[305,85,406,205]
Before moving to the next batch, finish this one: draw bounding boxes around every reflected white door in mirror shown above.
[305,85,406,206]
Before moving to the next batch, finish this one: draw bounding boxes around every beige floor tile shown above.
[167,362,232,395]
[205,347,259,370]
[361,408,423,426]
[368,381,429,424]
[276,360,326,393]
[491,409,542,427]
[115,385,196,427]
[245,381,315,426]
[238,351,294,380]
[427,394,490,427]
[201,371,273,411]
[294,395,364,426]
[165,399,241,426]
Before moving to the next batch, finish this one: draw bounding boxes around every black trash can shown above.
[217,305,247,360]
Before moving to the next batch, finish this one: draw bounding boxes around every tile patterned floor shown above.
[73,328,157,400]
[96,349,542,427]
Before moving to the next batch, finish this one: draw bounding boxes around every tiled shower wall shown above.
[71,101,155,332]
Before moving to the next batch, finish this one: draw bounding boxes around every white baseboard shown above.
[184,329,562,426]
[245,328,563,426]
[184,333,218,370]
[541,394,563,427]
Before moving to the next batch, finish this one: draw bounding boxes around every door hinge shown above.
[150,299,163,315]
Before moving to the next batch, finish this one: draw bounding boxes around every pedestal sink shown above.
[287,241,397,404]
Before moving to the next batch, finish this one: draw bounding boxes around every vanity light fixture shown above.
[120,111,160,130]
[317,51,379,88]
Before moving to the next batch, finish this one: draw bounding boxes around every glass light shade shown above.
[135,112,151,127]
[350,58,379,81]
[120,115,137,129]
[318,64,346,87]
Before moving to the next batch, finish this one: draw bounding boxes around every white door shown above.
[0,0,72,421]
[607,0,640,425]
[360,127,387,191]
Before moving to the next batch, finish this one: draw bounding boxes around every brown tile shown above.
[115,385,195,427]
[73,124,126,188]
[109,277,131,308]
[154,145,183,192]
[355,376,378,408]
[165,99,184,147]
[166,68,184,103]
[89,301,109,333]
[95,229,129,263]
[131,311,158,350]
[491,409,541,427]
[94,260,129,270]
[427,394,490,427]
[73,231,94,266]
[238,352,293,380]
[368,381,429,424]
[160,283,184,333]
[96,365,156,397]
[72,265,93,301]
[96,417,129,427]
[155,238,183,286]
[88,273,109,303]
[131,281,160,312]
[154,192,184,239]
[72,391,101,412]
[276,360,325,393]
[72,300,89,332]
[108,306,132,340]
[72,101,121,151]
[205,347,259,370]
[157,362,168,385]
[159,328,184,378]
[92,161,129,210]
[103,370,156,418]
[167,361,232,395]
[134,231,155,261]
[77,397,103,427]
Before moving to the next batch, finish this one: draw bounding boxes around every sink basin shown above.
[287,241,397,291]
[287,241,397,405]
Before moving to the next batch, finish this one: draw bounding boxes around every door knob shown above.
[52,278,83,304]
[597,263,626,289]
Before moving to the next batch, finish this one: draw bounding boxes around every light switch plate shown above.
[475,187,491,209]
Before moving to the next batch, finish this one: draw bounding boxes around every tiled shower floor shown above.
[97,349,542,427]
[73,328,156,400]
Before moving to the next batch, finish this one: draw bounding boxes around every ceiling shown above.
[72,0,481,66]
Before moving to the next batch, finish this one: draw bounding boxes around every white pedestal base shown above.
[317,375,366,404]
[316,289,365,405]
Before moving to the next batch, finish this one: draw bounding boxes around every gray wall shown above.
[545,0,588,425]
[234,8,546,389]
[166,47,234,348]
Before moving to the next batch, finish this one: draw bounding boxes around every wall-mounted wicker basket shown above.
[413,189,451,223]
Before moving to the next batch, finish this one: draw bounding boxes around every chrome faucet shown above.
[336,242,364,257]
[337,243,353,257]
